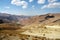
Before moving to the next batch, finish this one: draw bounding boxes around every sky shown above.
[0,0,60,16]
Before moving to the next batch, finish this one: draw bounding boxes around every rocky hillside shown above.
[20,13,60,25]
[0,13,60,30]
[0,13,60,40]
[0,13,60,25]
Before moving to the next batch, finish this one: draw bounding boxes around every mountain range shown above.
[0,13,30,24]
[0,13,60,25]
[20,13,60,25]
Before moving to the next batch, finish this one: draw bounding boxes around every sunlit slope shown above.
[21,24,60,39]
[0,23,60,40]
[0,24,48,40]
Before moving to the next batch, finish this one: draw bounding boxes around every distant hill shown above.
[20,13,60,25]
[0,13,31,30]
[0,13,30,24]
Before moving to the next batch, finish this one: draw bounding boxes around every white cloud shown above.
[41,2,60,9]
[48,0,57,3]
[29,0,33,2]
[37,0,45,4]
[20,1,28,8]
[11,0,28,9]
[11,0,21,6]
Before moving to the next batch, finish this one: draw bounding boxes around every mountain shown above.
[0,13,31,30]
[0,13,30,24]
[0,13,60,40]
[20,13,60,25]
[0,13,60,25]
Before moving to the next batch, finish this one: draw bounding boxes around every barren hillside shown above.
[0,13,60,40]
[20,13,60,25]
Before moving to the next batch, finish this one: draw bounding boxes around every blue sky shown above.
[0,0,60,16]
